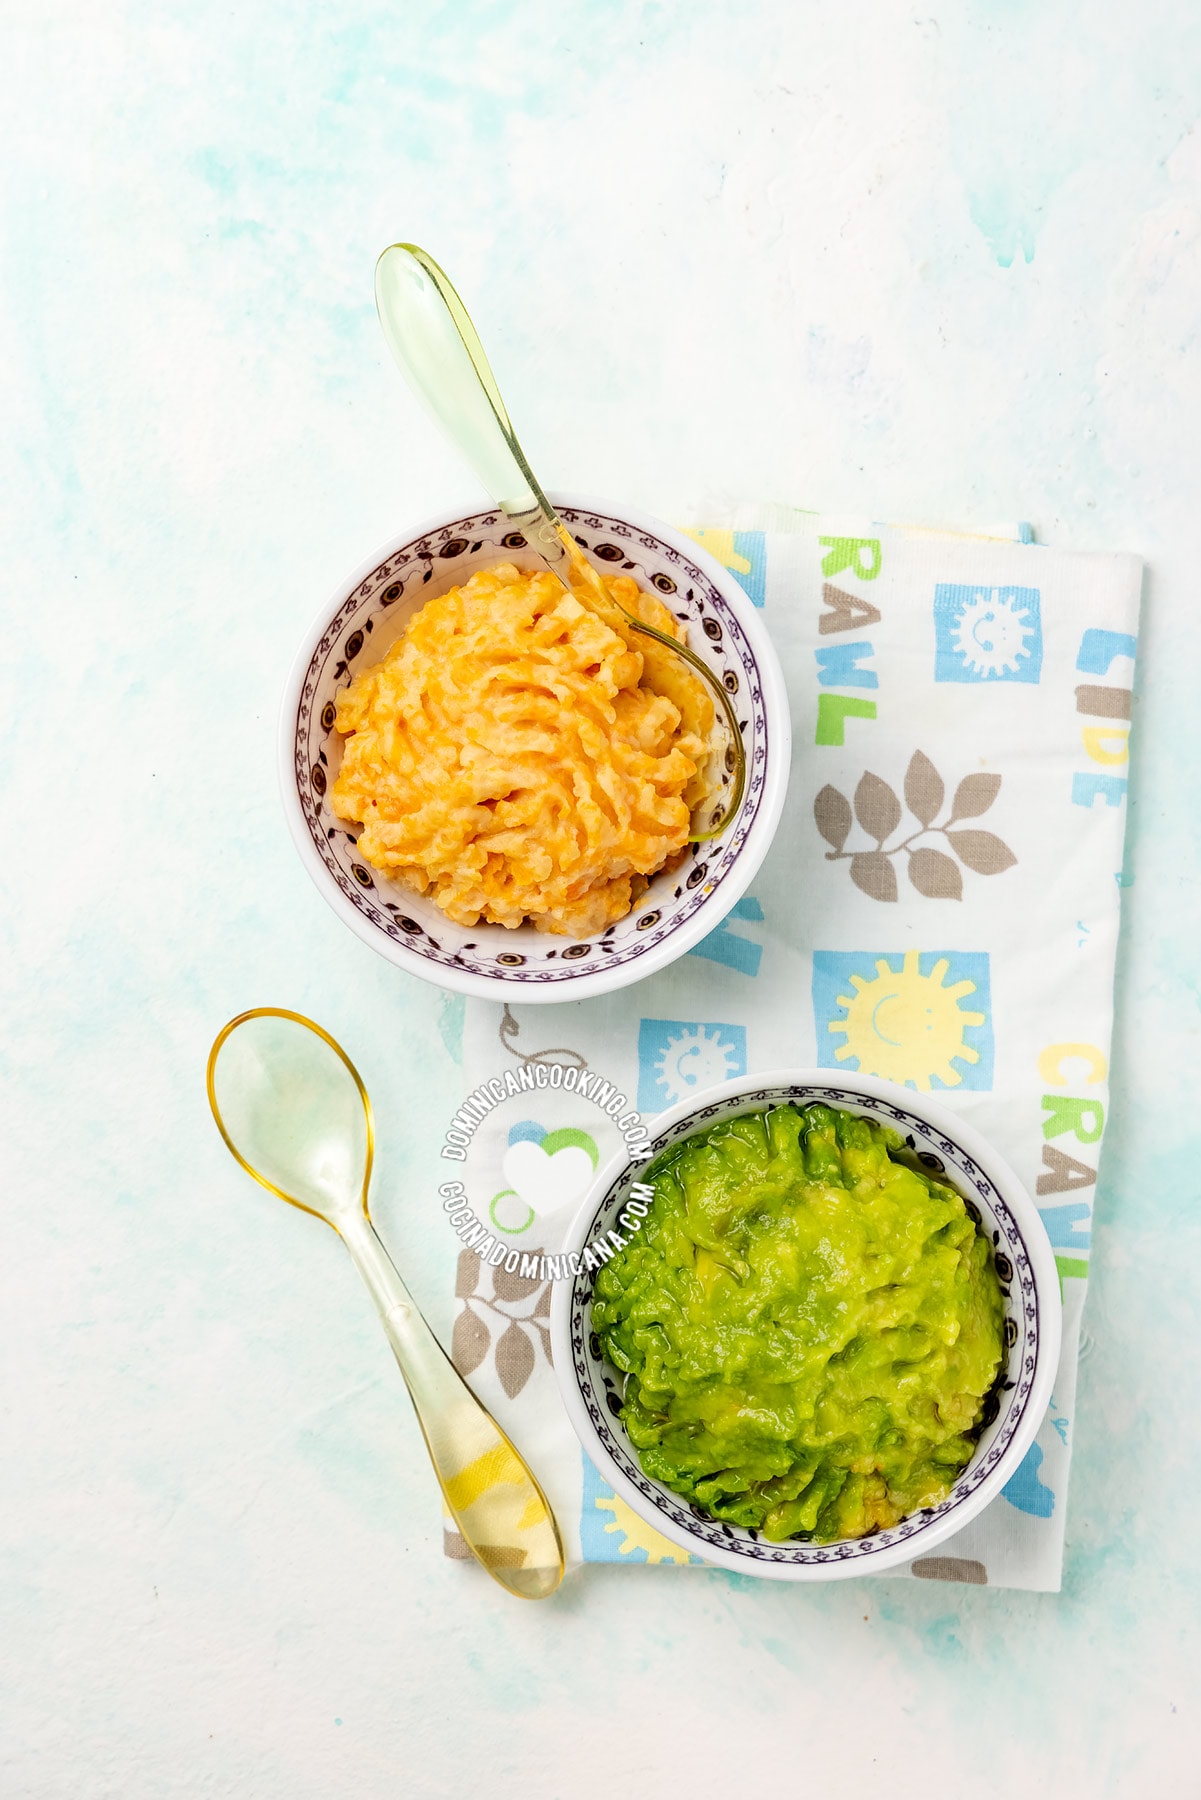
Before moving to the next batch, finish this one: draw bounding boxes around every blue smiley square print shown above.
[811,950,994,1093]
[934,584,1042,683]
[636,1018,748,1113]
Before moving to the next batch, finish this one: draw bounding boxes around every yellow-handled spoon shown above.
[206,1007,565,1601]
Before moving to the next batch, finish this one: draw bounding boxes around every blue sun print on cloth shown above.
[934,584,1043,683]
[636,1019,748,1113]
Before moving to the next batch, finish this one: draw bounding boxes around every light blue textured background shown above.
[2,3,1198,1794]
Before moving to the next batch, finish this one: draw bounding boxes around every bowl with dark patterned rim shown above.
[279,494,790,1001]
[550,1069,1061,1580]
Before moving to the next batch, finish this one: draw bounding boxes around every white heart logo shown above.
[500,1141,595,1219]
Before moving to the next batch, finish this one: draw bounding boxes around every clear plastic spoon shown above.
[373,241,746,842]
[206,1007,565,1601]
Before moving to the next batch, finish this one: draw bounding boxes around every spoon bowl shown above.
[208,1009,370,1226]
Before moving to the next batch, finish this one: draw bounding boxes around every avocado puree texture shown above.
[591,1103,1006,1543]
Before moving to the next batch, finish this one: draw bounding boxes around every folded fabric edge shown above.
[680,497,1035,542]
[442,1527,1060,1592]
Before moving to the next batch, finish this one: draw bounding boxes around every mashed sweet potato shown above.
[329,562,711,937]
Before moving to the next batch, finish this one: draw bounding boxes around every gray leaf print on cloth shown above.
[452,1245,555,1398]
[815,752,1017,902]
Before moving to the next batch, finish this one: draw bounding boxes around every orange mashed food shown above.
[329,562,712,937]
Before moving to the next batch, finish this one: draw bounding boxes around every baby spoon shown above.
[206,1007,565,1601]
[373,241,746,842]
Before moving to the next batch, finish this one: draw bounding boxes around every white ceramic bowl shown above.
[551,1070,1061,1580]
[279,495,790,1002]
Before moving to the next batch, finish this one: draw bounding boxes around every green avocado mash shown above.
[592,1103,1005,1543]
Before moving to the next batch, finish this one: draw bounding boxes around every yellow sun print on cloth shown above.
[594,1490,695,1564]
[828,950,986,1090]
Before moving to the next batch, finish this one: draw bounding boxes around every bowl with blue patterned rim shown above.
[550,1069,1061,1580]
[280,494,790,1001]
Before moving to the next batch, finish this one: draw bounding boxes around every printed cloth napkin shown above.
[444,507,1141,1591]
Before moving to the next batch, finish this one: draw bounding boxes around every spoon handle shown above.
[340,1210,565,1600]
[375,242,552,523]
[373,242,745,841]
